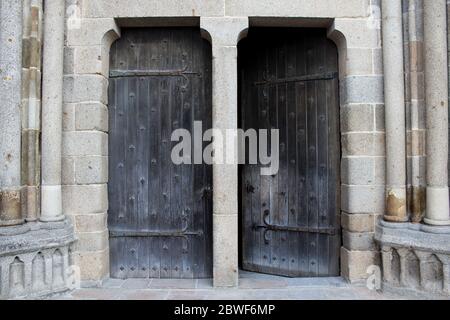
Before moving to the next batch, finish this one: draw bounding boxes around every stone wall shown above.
[63,0,118,284]
[335,0,385,282]
[0,0,448,298]
[62,0,385,285]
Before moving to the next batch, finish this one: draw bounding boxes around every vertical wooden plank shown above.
[267,39,279,272]
[317,38,330,277]
[170,30,183,279]
[248,38,263,271]
[201,29,212,278]
[108,75,119,278]
[286,38,299,276]
[306,33,320,277]
[159,29,172,278]
[191,29,205,278]
[277,39,289,274]
[240,38,252,269]
[317,78,329,276]
[202,35,213,278]
[127,85,138,275]
[111,39,129,278]
[309,81,320,277]
[147,30,162,279]
[325,40,341,277]
[296,35,309,276]
[259,41,272,271]
[118,75,128,279]
[191,30,202,278]
[180,29,194,279]
[127,32,140,278]
[132,31,148,278]
[249,39,262,271]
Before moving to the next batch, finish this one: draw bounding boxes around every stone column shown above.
[423,0,450,226]
[22,1,43,222]
[381,0,407,222]
[200,17,248,287]
[40,0,65,222]
[406,0,426,223]
[0,0,24,226]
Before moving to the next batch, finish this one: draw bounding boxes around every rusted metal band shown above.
[253,71,338,86]
[109,229,203,238]
[253,210,337,244]
[109,66,199,78]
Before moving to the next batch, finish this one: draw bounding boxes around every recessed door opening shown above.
[238,28,341,277]
[108,27,213,279]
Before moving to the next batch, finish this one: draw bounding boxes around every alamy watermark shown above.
[171,121,280,176]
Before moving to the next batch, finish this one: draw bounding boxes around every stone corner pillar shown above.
[40,0,65,222]
[423,0,450,226]
[0,0,24,227]
[200,16,249,288]
[381,0,408,222]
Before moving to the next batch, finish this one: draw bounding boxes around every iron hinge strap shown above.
[253,224,337,235]
[109,66,200,78]
[253,210,337,244]
[109,229,203,238]
[253,71,338,86]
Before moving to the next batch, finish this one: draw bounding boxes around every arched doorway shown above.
[239,28,341,277]
[108,27,213,279]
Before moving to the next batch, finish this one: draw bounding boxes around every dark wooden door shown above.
[239,29,341,277]
[108,28,212,279]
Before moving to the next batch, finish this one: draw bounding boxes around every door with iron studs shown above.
[108,28,213,279]
[239,28,341,277]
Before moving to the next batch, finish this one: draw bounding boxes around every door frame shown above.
[64,15,377,286]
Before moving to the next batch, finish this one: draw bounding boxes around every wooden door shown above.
[239,28,341,277]
[108,28,212,279]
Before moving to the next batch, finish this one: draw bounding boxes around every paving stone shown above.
[121,290,170,300]
[196,279,213,289]
[102,278,124,289]
[121,279,150,289]
[52,276,424,300]
[238,278,288,289]
[149,279,197,289]
[285,277,349,288]
[165,290,211,300]
[69,288,123,300]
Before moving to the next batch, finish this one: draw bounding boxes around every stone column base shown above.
[40,185,64,222]
[375,220,450,297]
[425,187,450,226]
[0,220,76,299]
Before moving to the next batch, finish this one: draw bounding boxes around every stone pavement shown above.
[48,271,426,300]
